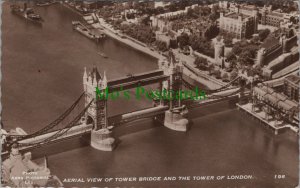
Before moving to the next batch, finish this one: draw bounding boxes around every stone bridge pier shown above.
[83,67,115,151]
[158,53,189,132]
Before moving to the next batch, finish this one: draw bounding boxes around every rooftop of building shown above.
[266,53,291,69]
[239,4,258,11]
[267,11,285,18]
[224,12,250,19]
[254,85,298,111]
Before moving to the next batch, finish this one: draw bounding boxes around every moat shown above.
[1,2,298,187]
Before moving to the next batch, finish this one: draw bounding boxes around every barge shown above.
[11,3,44,24]
[72,21,105,42]
[36,1,58,7]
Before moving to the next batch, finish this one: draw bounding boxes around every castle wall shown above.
[263,50,299,77]
[285,35,298,51]
[264,45,283,65]
[258,44,283,66]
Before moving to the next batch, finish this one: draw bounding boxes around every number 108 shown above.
[274,175,285,179]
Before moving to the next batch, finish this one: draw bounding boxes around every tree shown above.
[230,69,238,80]
[252,65,263,77]
[141,16,150,25]
[126,13,135,19]
[208,64,215,75]
[120,23,155,44]
[290,16,298,24]
[209,13,219,21]
[251,36,260,44]
[187,8,196,19]
[113,19,123,26]
[155,41,168,52]
[193,6,201,16]
[239,50,252,65]
[167,3,177,12]
[216,35,222,42]
[232,44,242,55]
[194,57,208,70]
[177,33,189,49]
[211,4,219,13]
[231,40,258,66]
[258,29,270,41]
[226,52,236,62]
[222,73,229,82]
[223,35,233,47]
[205,25,219,40]
[213,70,221,79]
[156,7,165,14]
[190,36,214,58]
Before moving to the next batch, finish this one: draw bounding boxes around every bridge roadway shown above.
[263,69,299,88]
[107,70,169,91]
[1,123,93,158]
[182,61,226,88]
[3,88,242,156]
[2,105,170,156]
[183,88,242,108]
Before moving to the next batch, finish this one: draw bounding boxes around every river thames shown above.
[1,2,298,187]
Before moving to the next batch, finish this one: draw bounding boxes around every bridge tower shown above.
[83,67,115,151]
[257,48,266,66]
[159,52,189,132]
[158,57,171,106]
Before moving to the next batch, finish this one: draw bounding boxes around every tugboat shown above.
[11,3,44,24]
[97,51,108,58]
[72,21,105,42]
[36,0,57,7]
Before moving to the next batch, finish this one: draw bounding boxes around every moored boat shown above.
[11,3,44,24]
[36,1,57,7]
[72,21,104,42]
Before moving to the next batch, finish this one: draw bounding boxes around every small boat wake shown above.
[97,51,108,58]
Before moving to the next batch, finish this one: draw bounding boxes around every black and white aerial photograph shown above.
[1,0,299,187]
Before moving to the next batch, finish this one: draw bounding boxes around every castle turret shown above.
[98,71,107,89]
[83,67,87,90]
[44,156,49,169]
[10,144,21,158]
[235,4,240,13]
[220,12,224,17]
[87,73,92,87]
[93,73,97,87]
[257,48,266,66]
[261,7,267,25]
[252,8,259,33]
[215,38,225,67]
[280,35,288,53]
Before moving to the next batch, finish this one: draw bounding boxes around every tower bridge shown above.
[1,54,245,157]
